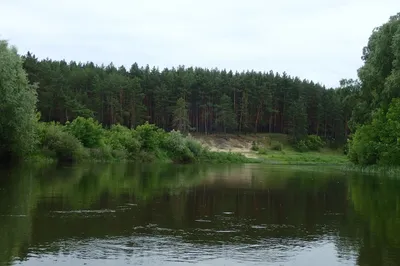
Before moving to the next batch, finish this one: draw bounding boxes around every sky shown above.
[1,0,399,88]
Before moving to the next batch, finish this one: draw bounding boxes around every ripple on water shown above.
[52,209,116,214]
[195,219,212,223]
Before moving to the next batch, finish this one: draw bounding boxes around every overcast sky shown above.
[1,0,399,87]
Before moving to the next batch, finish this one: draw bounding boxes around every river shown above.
[0,163,399,265]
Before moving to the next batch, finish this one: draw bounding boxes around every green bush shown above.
[185,137,204,157]
[294,140,309,153]
[347,99,400,166]
[271,141,283,151]
[162,130,195,163]
[105,124,140,158]
[305,135,325,151]
[39,123,88,162]
[65,117,104,148]
[138,150,157,162]
[32,120,264,164]
[347,124,380,165]
[251,141,260,151]
[111,149,129,160]
[258,148,268,155]
[292,135,325,152]
[89,144,115,161]
[134,122,166,152]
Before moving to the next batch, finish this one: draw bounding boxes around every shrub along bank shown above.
[34,117,257,164]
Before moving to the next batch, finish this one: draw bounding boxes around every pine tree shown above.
[287,97,308,142]
[173,97,190,133]
[239,90,249,133]
[215,94,237,133]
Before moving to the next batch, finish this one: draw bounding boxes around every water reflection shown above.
[0,164,399,265]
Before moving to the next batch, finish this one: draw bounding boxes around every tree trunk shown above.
[269,114,273,133]
[255,104,262,133]
[65,109,69,122]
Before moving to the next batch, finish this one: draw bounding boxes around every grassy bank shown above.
[193,133,348,165]
[29,117,347,166]
[258,149,348,165]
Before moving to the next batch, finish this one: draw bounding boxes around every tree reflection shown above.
[1,164,400,265]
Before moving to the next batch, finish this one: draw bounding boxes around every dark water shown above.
[0,164,399,266]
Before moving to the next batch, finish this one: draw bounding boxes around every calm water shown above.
[0,163,399,266]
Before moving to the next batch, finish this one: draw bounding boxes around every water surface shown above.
[1,163,399,265]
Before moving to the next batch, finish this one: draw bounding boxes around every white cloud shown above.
[1,0,399,87]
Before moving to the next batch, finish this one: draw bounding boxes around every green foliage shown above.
[162,130,195,163]
[271,141,283,151]
[215,94,237,133]
[89,145,115,162]
[293,135,325,153]
[305,135,325,151]
[287,97,308,143]
[355,13,400,126]
[22,47,354,146]
[134,122,165,152]
[259,149,348,165]
[348,98,400,166]
[200,151,257,163]
[185,136,203,157]
[258,148,269,155]
[251,141,260,151]
[172,98,190,133]
[294,140,309,153]
[38,123,88,162]
[0,40,38,160]
[104,124,140,158]
[65,117,104,148]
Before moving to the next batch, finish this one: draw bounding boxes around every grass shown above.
[258,149,348,165]
[245,134,348,165]
[200,150,261,164]
[194,132,349,165]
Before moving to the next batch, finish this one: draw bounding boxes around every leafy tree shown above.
[65,117,104,148]
[354,13,400,126]
[0,40,38,161]
[348,98,400,165]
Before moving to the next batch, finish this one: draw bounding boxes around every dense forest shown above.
[21,52,357,144]
[1,12,400,166]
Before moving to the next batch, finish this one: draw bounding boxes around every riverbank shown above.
[30,119,260,165]
[27,117,347,166]
[193,133,348,165]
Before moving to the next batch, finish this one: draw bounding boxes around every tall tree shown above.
[215,94,237,133]
[173,97,190,133]
[0,40,38,161]
[354,13,400,126]
[287,97,308,142]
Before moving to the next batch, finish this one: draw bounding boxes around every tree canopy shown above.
[347,13,400,166]
[0,40,38,161]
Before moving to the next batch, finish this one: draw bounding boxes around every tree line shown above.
[22,52,355,144]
